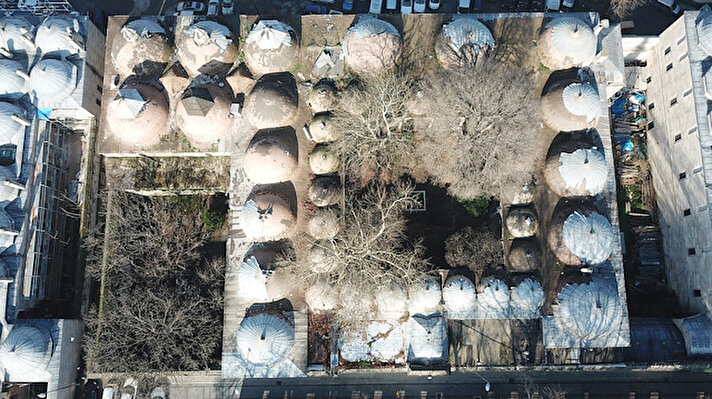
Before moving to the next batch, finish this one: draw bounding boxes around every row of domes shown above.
[0,16,83,57]
[0,57,78,105]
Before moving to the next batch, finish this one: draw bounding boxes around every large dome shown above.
[555,279,623,342]
[35,17,82,56]
[435,17,494,68]
[546,145,606,197]
[244,20,298,76]
[241,192,295,241]
[236,313,294,366]
[237,256,269,302]
[0,326,53,375]
[243,130,298,184]
[0,101,28,143]
[540,17,596,69]
[408,278,442,315]
[176,21,237,76]
[477,278,510,318]
[0,59,28,98]
[510,278,544,319]
[30,58,76,105]
[442,275,476,317]
[243,75,298,129]
[105,84,170,148]
[175,84,233,148]
[562,211,615,265]
[541,78,600,132]
[112,19,172,77]
[344,19,402,75]
[0,17,35,55]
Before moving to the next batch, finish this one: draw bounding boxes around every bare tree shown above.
[333,73,416,183]
[445,226,503,279]
[415,60,542,200]
[610,0,646,18]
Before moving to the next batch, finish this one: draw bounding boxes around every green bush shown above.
[457,196,490,217]
[203,209,227,232]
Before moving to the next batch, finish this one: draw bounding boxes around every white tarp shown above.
[246,20,292,50]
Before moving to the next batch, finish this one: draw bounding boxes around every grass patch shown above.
[457,196,491,218]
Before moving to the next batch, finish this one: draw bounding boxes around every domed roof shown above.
[243,75,298,129]
[308,177,340,206]
[309,241,336,273]
[0,101,28,143]
[244,20,298,76]
[175,84,233,148]
[443,275,476,316]
[237,256,269,302]
[435,17,494,68]
[698,13,712,56]
[106,84,170,148]
[308,144,339,175]
[408,278,442,315]
[305,279,338,313]
[0,325,52,375]
[562,83,600,121]
[243,131,297,184]
[556,279,623,342]
[265,268,300,301]
[344,19,402,75]
[477,278,510,318]
[236,313,294,366]
[35,17,82,56]
[176,21,237,76]
[510,278,544,318]
[0,17,35,55]
[306,83,337,114]
[307,115,340,143]
[376,282,407,319]
[541,78,600,132]
[540,17,596,69]
[112,19,171,77]
[0,59,28,98]
[506,206,538,238]
[507,238,541,273]
[241,192,295,240]
[29,58,76,105]
[562,211,615,265]
[307,207,340,239]
[544,137,607,197]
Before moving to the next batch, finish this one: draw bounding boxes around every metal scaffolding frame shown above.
[0,0,73,15]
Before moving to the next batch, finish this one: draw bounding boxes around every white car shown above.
[428,0,440,9]
[414,0,426,12]
[176,1,206,13]
[401,0,413,13]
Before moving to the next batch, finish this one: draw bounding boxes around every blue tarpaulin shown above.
[36,108,52,120]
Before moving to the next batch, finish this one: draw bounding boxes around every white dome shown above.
[30,58,76,105]
[0,59,28,98]
[558,148,606,195]
[243,132,297,184]
[241,193,295,240]
[698,13,712,56]
[0,326,52,375]
[246,20,293,51]
[477,278,510,318]
[0,17,35,55]
[562,83,600,122]
[237,256,269,302]
[0,101,27,143]
[376,283,407,319]
[305,279,338,313]
[556,279,623,342]
[344,19,402,75]
[35,17,82,56]
[442,275,476,317]
[408,278,442,315]
[442,18,494,54]
[541,17,595,69]
[236,313,294,366]
[562,211,616,265]
[177,21,236,76]
[510,278,544,319]
[367,321,404,362]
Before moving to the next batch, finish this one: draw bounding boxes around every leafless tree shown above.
[415,60,542,200]
[83,192,224,373]
[445,226,503,279]
[333,73,416,183]
[611,0,646,18]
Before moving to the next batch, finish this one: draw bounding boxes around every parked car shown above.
[176,1,206,13]
[304,4,328,13]
[428,0,440,8]
[149,388,167,399]
[386,0,397,9]
[343,0,354,10]
[530,0,544,10]
[656,0,681,14]
[414,0,426,12]
[401,0,412,13]
[502,0,515,9]
[515,0,529,11]
[221,0,234,14]
[207,0,219,15]
[120,379,138,399]
[458,0,470,12]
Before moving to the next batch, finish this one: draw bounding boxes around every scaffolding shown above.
[0,0,73,15]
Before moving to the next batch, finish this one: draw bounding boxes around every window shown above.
[680,52,689,61]
[674,133,682,142]
[646,76,652,84]
[677,36,686,45]
[0,144,15,167]
[694,166,703,174]
[96,84,102,93]
[665,47,671,55]
[684,209,691,216]
[95,99,101,106]
[670,97,678,106]
[679,171,687,180]
[694,289,702,297]
[684,88,692,97]
[666,63,673,71]
[699,205,708,213]
[648,121,655,129]
[689,248,697,255]
[689,126,698,135]
[649,102,655,110]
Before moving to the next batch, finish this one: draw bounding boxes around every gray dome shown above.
[308,144,339,174]
[544,139,607,197]
[0,101,27,143]
[540,17,595,69]
[0,326,53,375]
[0,59,28,98]
[112,19,172,77]
[236,313,293,366]
[244,20,298,76]
[506,206,538,238]
[176,21,237,76]
[0,17,35,55]
[30,58,76,105]
[307,115,340,143]
[243,75,298,129]
[35,17,83,56]
[436,17,494,68]
[344,19,402,75]
[308,177,340,206]
[556,279,623,342]
[562,211,615,265]
[541,77,599,132]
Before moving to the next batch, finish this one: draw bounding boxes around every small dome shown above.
[507,238,541,273]
[477,278,510,318]
[35,17,82,56]
[0,17,35,55]
[112,19,171,77]
[29,58,76,105]
[308,144,339,175]
[306,83,337,114]
[236,313,294,366]
[544,138,607,197]
[237,256,269,302]
[241,192,295,240]
[408,278,442,315]
[510,278,544,318]
[105,84,170,148]
[376,283,407,319]
[562,211,615,265]
[506,206,538,238]
[244,20,298,76]
[435,17,494,68]
[308,177,340,206]
[0,326,52,375]
[243,130,297,184]
[539,17,596,69]
[305,279,338,313]
[176,21,237,76]
[243,75,298,129]
[308,207,340,239]
[0,59,28,98]
[175,84,233,148]
[0,101,28,143]
[307,115,340,144]
[541,77,600,132]
[556,279,623,342]
[309,241,336,273]
[443,275,476,316]
[344,19,402,75]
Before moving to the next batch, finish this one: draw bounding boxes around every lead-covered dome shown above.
[237,256,269,302]
[541,77,600,132]
[408,278,442,315]
[548,205,616,266]
[112,19,172,77]
[176,21,237,76]
[376,282,407,319]
[243,74,298,129]
[344,19,402,75]
[105,84,170,147]
[510,278,544,319]
[29,58,76,105]
[243,130,297,184]
[435,17,494,69]
[555,279,623,343]
[507,238,541,273]
[443,275,476,317]
[477,278,510,318]
[175,84,233,148]
[307,115,340,143]
[0,17,35,55]
[0,101,28,143]
[545,141,607,197]
[241,192,295,240]
[308,144,339,175]
[35,17,83,56]
[244,20,298,76]
[0,326,52,375]
[540,17,596,69]
[0,59,28,99]
[236,313,294,366]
